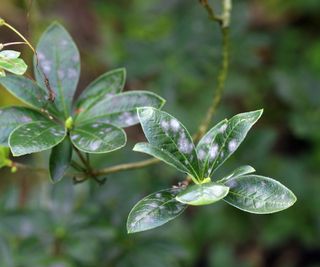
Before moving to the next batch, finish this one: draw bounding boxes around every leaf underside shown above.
[49,136,72,183]
[176,183,229,206]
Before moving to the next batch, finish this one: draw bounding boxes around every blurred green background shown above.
[0,0,320,266]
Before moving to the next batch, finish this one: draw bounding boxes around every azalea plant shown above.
[0,0,297,236]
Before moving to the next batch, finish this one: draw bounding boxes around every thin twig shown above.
[2,41,28,47]
[94,158,159,176]
[194,26,229,141]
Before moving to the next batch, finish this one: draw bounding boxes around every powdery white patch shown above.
[41,60,51,74]
[90,140,102,151]
[178,132,193,154]
[60,39,68,47]
[67,68,78,79]
[170,118,180,132]
[72,53,80,63]
[226,179,238,189]
[37,52,45,60]
[160,120,170,132]
[71,134,80,140]
[203,135,212,144]
[119,112,136,126]
[155,193,162,198]
[197,149,206,160]
[228,139,237,152]
[209,144,219,160]
[57,70,65,80]
[21,116,32,123]
[92,123,100,128]
[219,124,227,133]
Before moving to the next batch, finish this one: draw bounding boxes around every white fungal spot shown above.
[67,68,78,78]
[208,144,219,160]
[41,61,51,74]
[71,134,80,140]
[178,133,193,154]
[20,116,32,123]
[160,120,170,132]
[92,123,100,128]
[203,136,212,144]
[90,140,102,151]
[219,124,227,133]
[197,149,206,160]
[60,39,68,47]
[58,70,65,80]
[119,112,136,126]
[37,52,45,60]
[228,139,237,152]
[155,193,162,198]
[72,53,80,63]
[170,119,180,132]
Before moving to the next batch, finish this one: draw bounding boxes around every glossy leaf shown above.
[0,107,48,146]
[0,50,27,76]
[137,107,200,178]
[197,110,263,177]
[9,121,66,156]
[0,75,57,114]
[76,91,165,128]
[49,137,72,183]
[70,122,126,153]
[133,142,190,174]
[223,175,297,214]
[0,50,20,59]
[34,22,80,117]
[176,182,229,206]
[127,188,187,233]
[76,68,126,110]
[219,165,256,182]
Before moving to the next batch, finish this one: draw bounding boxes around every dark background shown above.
[0,0,320,266]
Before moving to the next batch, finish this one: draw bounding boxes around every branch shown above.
[194,0,231,141]
[94,158,159,176]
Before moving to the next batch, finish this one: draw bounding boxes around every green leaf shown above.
[0,75,58,115]
[176,182,229,206]
[0,50,21,59]
[137,107,200,179]
[197,110,263,177]
[49,137,72,183]
[223,175,297,214]
[70,122,126,153]
[127,188,187,233]
[34,22,80,117]
[133,142,190,174]
[76,68,126,111]
[219,165,256,182]
[75,91,165,128]
[0,107,48,146]
[9,120,66,156]
[0,146,10,168]
[0,50,27,75]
